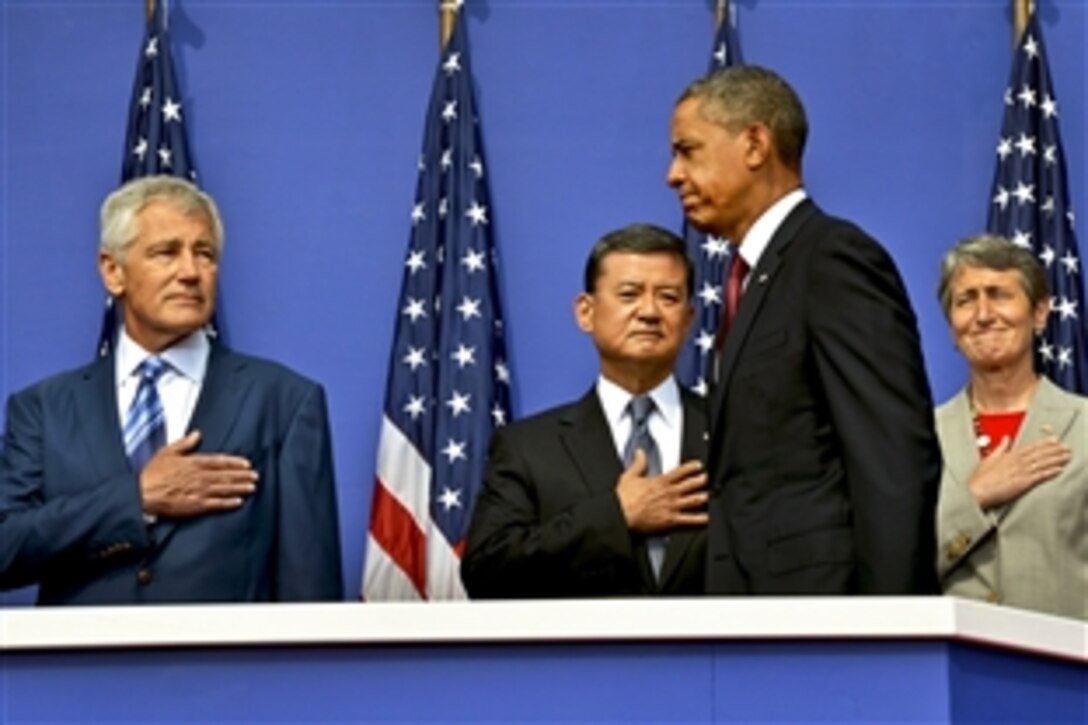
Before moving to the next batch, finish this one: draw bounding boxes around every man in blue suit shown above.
[0,176,343,604]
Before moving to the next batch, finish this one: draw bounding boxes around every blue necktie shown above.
[623,396,665,581]
[124,356,168,472]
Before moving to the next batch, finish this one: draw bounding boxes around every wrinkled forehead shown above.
[950,263,1028,293]
[135,197,218,242]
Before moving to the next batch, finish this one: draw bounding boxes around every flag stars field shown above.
[403,298,427,322]
[465,200,487,225]
[457,296,481,320]
[461,249,486,273]
[406,249,426,273]
[452,344,476,368]
[446,391,471,417]
[438,488,462,511]
[986,15,1087,393]
[162,98,182,122]
[403,346,426,371]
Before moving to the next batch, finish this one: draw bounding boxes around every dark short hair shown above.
[677,65,808,171]
[937,233,1050,317]
[583,223,694,296]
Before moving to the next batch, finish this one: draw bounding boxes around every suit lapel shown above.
[187,345,249,451]
[656,390,708,589]
[153,345,249,547]
[710,199,818,434]
[558,389,657,586]
[942,391,982,495]
[558,389,624,495]
[73,355,131,479]
[992,378,1080,522]
[1016,378,1078,446]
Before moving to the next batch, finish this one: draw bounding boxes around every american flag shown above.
[675,6,743,396]
[362,13,513,600]
[97,0,204,357]
[986,14,1086,394]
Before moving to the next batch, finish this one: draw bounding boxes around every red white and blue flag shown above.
[363,13,513,600]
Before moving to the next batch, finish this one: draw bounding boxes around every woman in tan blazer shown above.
[934,234,1086,620]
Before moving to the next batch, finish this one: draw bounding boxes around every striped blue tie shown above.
[624,396,665,581]
[124,356,167,472]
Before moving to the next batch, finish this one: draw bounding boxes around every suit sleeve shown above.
[935,464,996,580]
[273,383,343,601]
[461,426,636,598]
[808,230,942,593]
[0,389,150,590]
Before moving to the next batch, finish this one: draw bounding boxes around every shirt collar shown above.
[115,328,210,383]
[736,187,808,270]
[596,374,681,430]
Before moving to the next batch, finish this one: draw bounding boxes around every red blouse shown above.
[975,411,1026,458]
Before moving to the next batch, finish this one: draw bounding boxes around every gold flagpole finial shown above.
[1013,0,1034,46]
[440,0,462,49]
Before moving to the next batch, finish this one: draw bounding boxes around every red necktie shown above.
[715,254,750,349]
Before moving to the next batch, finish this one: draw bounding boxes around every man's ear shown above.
[574,292,594,333]
[98,250,125,299]
[681,300,696,336]
[743,123,773,169]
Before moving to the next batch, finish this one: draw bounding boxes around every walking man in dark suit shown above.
[0,175,343,604]
[462,224,709,597]
[667,66,940,594]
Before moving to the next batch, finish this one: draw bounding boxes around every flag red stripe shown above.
[369,478,427,598]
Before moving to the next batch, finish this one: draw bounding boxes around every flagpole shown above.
[1013,0,1033,44]
[440,0,458,49]
[146,0,155,21]
[716,0,727,30]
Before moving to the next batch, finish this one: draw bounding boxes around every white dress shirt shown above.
[114,329,210,444]
[734,187,808,287]
[596,374,683,472]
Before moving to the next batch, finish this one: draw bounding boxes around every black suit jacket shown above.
[462,385,708,597]
[707,199,941,595]
[0,344,343,604]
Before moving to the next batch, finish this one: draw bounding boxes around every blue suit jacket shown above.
[0,344,343,604]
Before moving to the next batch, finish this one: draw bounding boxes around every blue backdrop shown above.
[1,0,1085,602]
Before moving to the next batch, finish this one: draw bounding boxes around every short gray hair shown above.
[937,234,1049,318]
[677,65,808,171]
[100,176,224,262]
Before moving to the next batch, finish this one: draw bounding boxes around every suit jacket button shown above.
[137,568,153,586]
[946,533,971,560]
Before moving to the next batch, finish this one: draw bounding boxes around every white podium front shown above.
[3,597,1085,721]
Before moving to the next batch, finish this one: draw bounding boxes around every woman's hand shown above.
[968,437,1072,509]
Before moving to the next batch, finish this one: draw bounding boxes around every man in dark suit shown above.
[462,224,708,597]
[667,66,940,594]
[0,176,343,604]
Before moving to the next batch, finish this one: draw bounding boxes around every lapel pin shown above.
[758,273,770,285]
